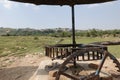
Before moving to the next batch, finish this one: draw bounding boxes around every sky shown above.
[0,0,120,30]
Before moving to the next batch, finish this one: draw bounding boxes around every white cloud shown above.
[24,3,35,7]
[0,0,40,11]
[87,4,100,8]
[24,3,40,10]
[0,0,14,9]
[87,1,117,8]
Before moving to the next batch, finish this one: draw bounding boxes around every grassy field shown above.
[0,36,120,57]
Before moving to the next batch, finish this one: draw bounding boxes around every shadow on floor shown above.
[0,66,38,80]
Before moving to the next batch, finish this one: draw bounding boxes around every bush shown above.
[34,37,39,40]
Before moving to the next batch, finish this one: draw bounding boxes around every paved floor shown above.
[29,57,52,80]
[29,57,120,80]
[29,57,64,80]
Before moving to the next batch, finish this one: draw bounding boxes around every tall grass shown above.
[0,36,120,57]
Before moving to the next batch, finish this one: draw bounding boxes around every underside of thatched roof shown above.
[10,0,115,5]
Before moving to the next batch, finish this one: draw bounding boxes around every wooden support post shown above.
[56,48,58,58]
[93,51,95,60]
[88,52,90,60]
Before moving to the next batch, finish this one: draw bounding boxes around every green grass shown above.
[108,45,120,57]
[0,36,63,57]
[0,36,120,58]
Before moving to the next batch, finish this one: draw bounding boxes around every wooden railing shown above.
[45,44,107,61]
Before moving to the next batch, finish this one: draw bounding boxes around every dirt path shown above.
[0,54,120,80]
[0,54,44,80]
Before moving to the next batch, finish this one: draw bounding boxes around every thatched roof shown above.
[10,0,115,5]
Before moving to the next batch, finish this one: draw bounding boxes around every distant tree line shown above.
[76,29,120,37]
[0,27,120,37]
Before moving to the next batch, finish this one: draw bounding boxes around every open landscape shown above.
[0,35,120,80]
[0,36,120,58]
[0,0,120,79]
[0,0,120,80]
